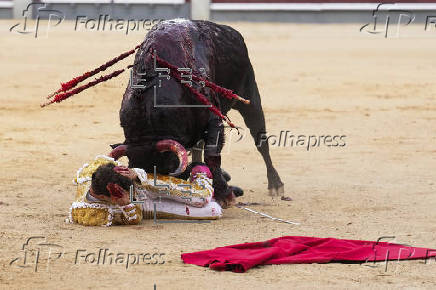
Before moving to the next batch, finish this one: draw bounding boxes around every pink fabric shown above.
[181,236,436,273]
[190,165,213,180]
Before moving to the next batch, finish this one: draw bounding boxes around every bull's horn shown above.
[108,145,127,160]
[155,139,188,176]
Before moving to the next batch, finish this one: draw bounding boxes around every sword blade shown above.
[237,206,300,225]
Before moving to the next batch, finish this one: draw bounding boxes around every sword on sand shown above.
[236,206,300,226]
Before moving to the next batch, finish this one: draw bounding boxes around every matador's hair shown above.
[91,163,132,197]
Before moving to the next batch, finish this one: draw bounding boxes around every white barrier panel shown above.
[42,0,185,3]
[0,1,13,9]
[210,3,436,12]
[191,0,210,20]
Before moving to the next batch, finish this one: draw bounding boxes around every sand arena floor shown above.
[0,20,435,289]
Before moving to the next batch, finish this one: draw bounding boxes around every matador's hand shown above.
[114,166,138,181]
[106,183,131,206]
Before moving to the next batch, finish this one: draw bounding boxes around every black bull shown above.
[114,19,284,201]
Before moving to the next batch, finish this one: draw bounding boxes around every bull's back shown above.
[120,20,251,146]
[194,20,254,112]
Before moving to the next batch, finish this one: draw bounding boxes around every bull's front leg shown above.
[203,116,232,205]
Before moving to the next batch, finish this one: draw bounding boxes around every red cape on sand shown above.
[181,236,436,273]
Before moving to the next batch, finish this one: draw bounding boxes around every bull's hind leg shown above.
[235,70,286,197]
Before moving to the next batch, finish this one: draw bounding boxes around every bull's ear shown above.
[106,183,124,198]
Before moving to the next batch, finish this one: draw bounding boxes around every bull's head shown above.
[109,139,188,176]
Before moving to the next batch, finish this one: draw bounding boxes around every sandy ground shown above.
[0,19,435,289]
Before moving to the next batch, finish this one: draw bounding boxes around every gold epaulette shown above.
[69,202,112,226]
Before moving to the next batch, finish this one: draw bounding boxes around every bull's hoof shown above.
[268,185,291,201]
[229,185,243,197]
[222,169,231,182]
